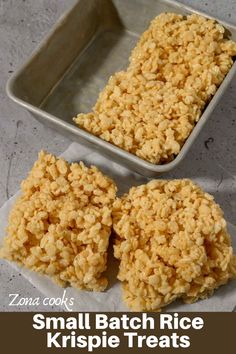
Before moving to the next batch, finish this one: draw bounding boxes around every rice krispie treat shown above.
[112,179,236,311]
[0,151,117,291]
[74,13,236,164]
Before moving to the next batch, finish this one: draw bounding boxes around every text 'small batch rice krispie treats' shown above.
[74,13,236,164]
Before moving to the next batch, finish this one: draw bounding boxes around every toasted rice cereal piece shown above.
[0,151,117,291]
[112,179,236,311]
[74,13,236,164]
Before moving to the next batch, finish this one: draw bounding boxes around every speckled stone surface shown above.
[0,0,235,311]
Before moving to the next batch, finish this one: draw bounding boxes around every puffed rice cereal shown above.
[0,151,117,291]
[112,179,236,311]
[74,13,236,164]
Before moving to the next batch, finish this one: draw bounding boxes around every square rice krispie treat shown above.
[113,179,236,311]
[74,13,236,164]
[0,151,117,291]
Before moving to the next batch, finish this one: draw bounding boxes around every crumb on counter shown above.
[112,179,236,311]
[0,151,117,291]
[74,13,236,164]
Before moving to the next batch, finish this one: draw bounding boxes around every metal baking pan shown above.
[6,0,236,177]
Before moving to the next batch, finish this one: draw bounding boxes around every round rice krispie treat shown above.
[113,179,236,311]
[0,151,117,291]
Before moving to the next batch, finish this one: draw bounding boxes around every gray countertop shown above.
[0,0,235,311]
